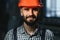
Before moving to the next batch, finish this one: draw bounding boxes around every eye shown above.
[24,8,29,11]
[33,8,39,11]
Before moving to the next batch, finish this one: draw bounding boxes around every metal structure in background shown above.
[46,0,60,17]
[45,0,60,27]
[56,0,60,17]
[46,0,56,17]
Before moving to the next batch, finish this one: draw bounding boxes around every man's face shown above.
[20,7,40,25]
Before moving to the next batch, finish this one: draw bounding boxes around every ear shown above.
[20,9,23,16]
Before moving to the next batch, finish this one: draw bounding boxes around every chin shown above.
[25,20,36,26]
[24,18,38,26]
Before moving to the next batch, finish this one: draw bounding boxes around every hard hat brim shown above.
[18,5,43,8]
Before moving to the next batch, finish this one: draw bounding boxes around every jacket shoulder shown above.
[4,29,14,40]
[45,29,54,40]
[45,29,54,36]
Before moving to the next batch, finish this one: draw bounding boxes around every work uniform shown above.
[4,25,54,40]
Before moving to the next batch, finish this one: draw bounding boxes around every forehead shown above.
[20,6,40,9]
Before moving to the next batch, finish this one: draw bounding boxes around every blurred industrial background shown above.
[0,0,60,40]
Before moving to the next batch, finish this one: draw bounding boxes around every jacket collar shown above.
[17,25,25,34]
[18,24,43,35]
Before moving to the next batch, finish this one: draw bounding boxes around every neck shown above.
[23,22,37,35]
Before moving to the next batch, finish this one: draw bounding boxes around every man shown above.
[4,0,54,40]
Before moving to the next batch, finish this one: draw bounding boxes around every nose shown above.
[29,9,33,15]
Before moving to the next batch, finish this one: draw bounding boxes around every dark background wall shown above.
[0,0,8,40]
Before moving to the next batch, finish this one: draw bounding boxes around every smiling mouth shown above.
[27,17,35,21]
[28,17,33,19]
[27,17,35,19]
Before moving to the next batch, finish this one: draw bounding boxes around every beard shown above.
[23,15,38,26]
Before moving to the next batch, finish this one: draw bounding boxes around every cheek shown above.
[23,12,27,17]
[21,10,27,16]
[22,11,28,18]
[34,11,39,16]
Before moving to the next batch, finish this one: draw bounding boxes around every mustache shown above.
[26,15,36,18]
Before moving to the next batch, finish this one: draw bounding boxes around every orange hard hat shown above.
[18,0,43,8]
